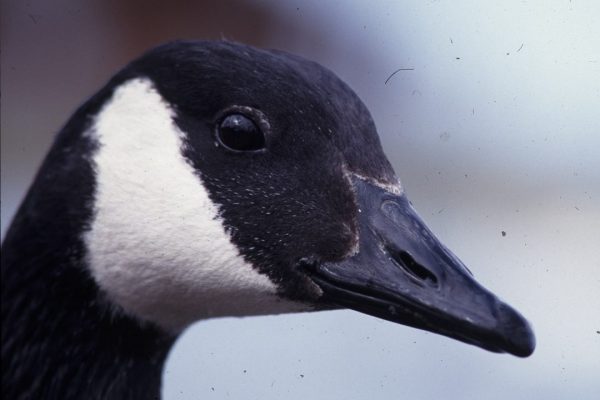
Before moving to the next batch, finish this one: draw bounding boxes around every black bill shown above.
[305,177,535,357]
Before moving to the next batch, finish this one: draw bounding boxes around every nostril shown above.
[387,246,438,286]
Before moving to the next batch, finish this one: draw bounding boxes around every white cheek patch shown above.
[85,78,309,332]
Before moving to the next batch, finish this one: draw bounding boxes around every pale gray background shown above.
[2,1,599,399]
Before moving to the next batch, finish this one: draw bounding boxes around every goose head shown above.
[58,41,534,357]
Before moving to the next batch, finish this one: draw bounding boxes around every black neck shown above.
[1,79,175,399]
[1,237,174,399]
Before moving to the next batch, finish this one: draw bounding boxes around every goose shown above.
[1,40,535,399]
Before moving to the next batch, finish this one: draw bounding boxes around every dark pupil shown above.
[218,114,265,151]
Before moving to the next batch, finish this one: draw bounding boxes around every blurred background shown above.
[2,1,599,399]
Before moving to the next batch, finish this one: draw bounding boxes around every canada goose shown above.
[1,40,535,399]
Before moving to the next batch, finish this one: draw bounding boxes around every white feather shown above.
[85,78,308,332]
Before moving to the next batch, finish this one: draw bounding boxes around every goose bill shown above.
[306,177,535,357]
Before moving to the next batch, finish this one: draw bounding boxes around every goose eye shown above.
[217,113,265,152]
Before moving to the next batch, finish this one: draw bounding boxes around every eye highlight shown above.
[216,113,265,152]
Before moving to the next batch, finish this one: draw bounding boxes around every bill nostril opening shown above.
[387,246,438,285]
